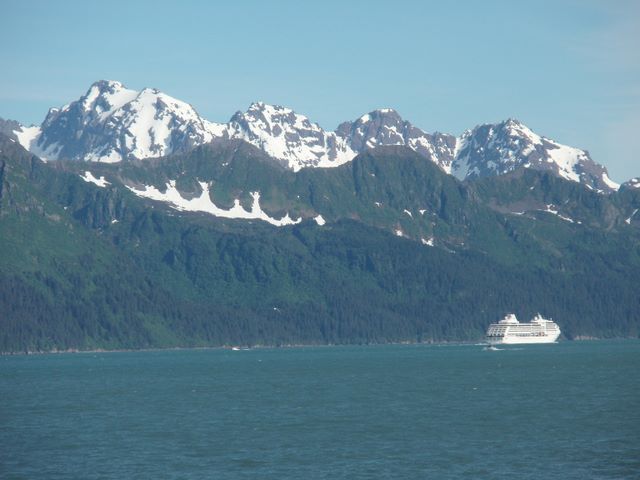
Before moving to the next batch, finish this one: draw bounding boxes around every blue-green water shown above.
[1,341,639,479]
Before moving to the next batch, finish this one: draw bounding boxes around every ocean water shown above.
[1,341,639,479]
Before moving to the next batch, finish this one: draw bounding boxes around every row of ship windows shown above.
[488,332,548,336]
[490,328,550,331]
[488,329,549,332]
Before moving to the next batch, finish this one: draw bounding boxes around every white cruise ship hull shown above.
[487,332,560,345]
[485,314,561,345]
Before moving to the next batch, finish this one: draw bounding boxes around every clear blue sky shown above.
[1,0,638,181]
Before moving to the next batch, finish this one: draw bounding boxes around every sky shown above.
[0,0,638,181]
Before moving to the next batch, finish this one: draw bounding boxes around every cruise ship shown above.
[485,313,561,344]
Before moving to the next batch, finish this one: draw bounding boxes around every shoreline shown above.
[0,340,465,356]
[1,336,637,356]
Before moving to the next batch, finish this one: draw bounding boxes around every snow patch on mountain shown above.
[127,180,301,226]
[14,125,41,151]
[10,124,63,162]
[80,171,110,187]
[600,173,620,191]
[539,204,580,224]
[421,237,435,246]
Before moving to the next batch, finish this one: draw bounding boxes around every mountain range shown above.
[1,80,629,192]
[1,81,639,353]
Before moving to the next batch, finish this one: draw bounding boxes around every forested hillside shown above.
[1,134,639,352]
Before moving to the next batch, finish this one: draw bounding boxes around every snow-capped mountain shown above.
[226,104,457,172]
[20,80,227,162]
[221,107,619,193]
[227,102,355,171]
[453,119,619,192]
[3,80,625,193]
[335,109,457,173]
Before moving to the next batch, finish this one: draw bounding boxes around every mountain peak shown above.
[80,80,128,101]
[453,119,619,192]
[89,79,127,91]
[335,108,457,173]
[502,117,523,126]
[78,80,138,116]
[229,102,353,171]
[29,80,224,162]
[140,86,162,95]
[357,108,401,123]
[338,109,406,145]
[247,101,285,111]
[500,118,542,143]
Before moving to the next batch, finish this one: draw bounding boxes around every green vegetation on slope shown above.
[1,136,639,352]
